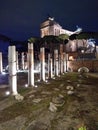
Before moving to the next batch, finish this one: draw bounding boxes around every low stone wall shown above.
[67,60,98,72]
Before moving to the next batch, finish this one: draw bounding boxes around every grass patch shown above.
[18,87,32,96]
[0,95,51,123]
[0,72,98,129]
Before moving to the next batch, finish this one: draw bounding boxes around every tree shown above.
[28,37,38,43]
[40,35,61,53]
[59,34,69,41]
[69,34,77,40]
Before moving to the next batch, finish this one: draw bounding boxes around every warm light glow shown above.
[25,84,28,87]
[45,80,48,83]
[69,56,74,60]
[35,85,38,88]
[81,50,84,53]
[5,91,10,96]
[38,79,40,82]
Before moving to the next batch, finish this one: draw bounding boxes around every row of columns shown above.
[4,43,98,96]
[0,51,27,73]
[8,44,35,95]
[2,43,98,96]
[7,43,68,96]
[16,52,27,70]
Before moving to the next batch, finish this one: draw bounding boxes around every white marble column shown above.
[50,57,53,78]
[21,52,25,70]
[48,53,53,79]
[25,52,28,70]
[16,51,19,71]
[58,54,61,75]
[28,43,34,86]
[54,49,59,76]
[63,53,66,73]
[8,46,18,95]
[0,52,3,73]
[48,53,51,79]
[40,47,45,81]
[60,44,64,74]
[66,53,69,72]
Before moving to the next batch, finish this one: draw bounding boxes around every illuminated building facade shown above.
[40,17,96,59]
[40,17,64,37]
[40,17,80,38]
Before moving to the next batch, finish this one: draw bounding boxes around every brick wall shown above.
[67,60,98,72]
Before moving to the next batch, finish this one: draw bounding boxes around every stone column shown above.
[48,53,51,79]
[63,53,67,73]
[28,43,34,86]
[54,49,59,76]
[21,52,25,70]
[40,47,45,81]
[27,52,29,69]
[0,52,3,73]
[48,53,53,79]
[66,53,69,72]
[25,52,28,70]
[50,57,53,78]
[58,54,61,75]
[8,46,18,95]
[60,44,64,74]
[63,53,65,73]
[16,51,19,71]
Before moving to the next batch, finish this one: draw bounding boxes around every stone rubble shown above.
[67,90,74,95]
[32,98,42,103]
[15,94,24,101]
[66,85,74,90]
[49,102,57,112]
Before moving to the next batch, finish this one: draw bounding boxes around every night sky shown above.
[0,0,98,41]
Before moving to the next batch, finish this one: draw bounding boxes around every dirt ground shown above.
[0,72,98,130]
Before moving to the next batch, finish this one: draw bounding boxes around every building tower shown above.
[40,17,65,38]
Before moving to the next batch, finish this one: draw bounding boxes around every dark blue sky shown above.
[0,0,98,41]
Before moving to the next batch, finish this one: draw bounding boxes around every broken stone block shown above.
[77,84,80,87]
[29,94,35,99]
[67,90,74,95]
[58,94,64,98]
[32,98,42,103]
[66,85,74,90]
[49,102,57,112]
[15,94,24,101]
